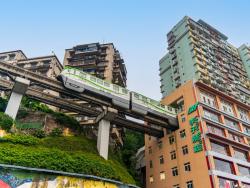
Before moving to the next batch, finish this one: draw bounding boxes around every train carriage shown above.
[60,67,130,109]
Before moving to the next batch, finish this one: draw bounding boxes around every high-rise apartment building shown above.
[63,43,127,146]
[0,50,62,80]
[63,43,127,87]
[145,16,250,188]
[238,44,250,80]
[145,80,250,188]
[159,16,250,105]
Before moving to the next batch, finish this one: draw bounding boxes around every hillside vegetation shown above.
[0,97,138,185]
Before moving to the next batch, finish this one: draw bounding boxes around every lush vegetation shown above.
[0,112,14,132]
[0,96,142,185]
[0,135,135,184]
[121,130,144,179]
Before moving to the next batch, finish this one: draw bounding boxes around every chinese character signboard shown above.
[188,102,203,153]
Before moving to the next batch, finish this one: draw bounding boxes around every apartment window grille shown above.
[233,148,248,162]
[184,162,191,172]
[207,124,224,137]
[169,136,175,145]
[243,125,250,135]
[214,158,233,174]
[219,177,238,188]
[228,132,244,144]
[238,108,250,123]
[200,91,216,107]
[224,118,239,130]
[172,167,178,176]
[203,110,220,122]
[170,151,176,160]
[210,141,229,156]
[180,130,186,139]
[182,145,189,155]
[186,181,193,188]
[160,171,166,180]
[221,99,234,115]
[238,165,250,176]
[159,155,164,164]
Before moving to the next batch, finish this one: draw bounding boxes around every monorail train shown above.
[59,67,177,119]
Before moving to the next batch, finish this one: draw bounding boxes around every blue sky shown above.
[0,0,249,100]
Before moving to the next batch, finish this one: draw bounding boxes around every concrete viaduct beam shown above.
[5,77,30,119]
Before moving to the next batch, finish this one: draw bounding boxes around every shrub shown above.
[53,112,80,130]
[32,129,46,138]
[0,97,7,112]
[0,112,14,132]
[49,128,63,137]
[3,134,39,146]
[16,109,29,119]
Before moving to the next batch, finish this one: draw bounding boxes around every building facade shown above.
[145,80,250,188]
[159,16,250,106]
[63,43,127,87]
[238,44,250,80]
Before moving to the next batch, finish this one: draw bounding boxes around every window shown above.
[186,181,193,188]
[180,130,186,139]
[181,114,186,122]
[210,141,229,156]
[149,175,154,183]
[173,185,180,188]
[207,124,224,137]
[238,108,250,123]
[243,125,250,135]
[242,183,250,188]
[228,132,244,144]
[158,140,163,149]
[159,155,164,164]
[214,158,233,174]
[160,171,166,180]
[149,160,153,168]
[148,147,152,154]
[203,110,220,122]
[182,145,189,155]
[169,136,175,144]
[224,118,239,130]
[218,177,238,188]
[238,165,250,176]
[184,162,191,171]
[233,148,248,161]
[221,99,234,115]
[170,151,176,160]
[200,91,216,107]
[172,167,178,176]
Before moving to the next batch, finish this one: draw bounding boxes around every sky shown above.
[0,0,249,100]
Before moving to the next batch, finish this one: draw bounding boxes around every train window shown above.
[80,73,86,78]
[90,77,96,82]
[122,89,128,94]
[113,85,119,92]
[134,93,139,99]
[104,82,110,87]
[142,96,147,102]
[97,79,103,85]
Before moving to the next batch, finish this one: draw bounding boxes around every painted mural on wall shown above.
[0,166,129,188]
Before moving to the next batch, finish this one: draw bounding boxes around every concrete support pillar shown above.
[97,119,110,160]
[5,77,30,119]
